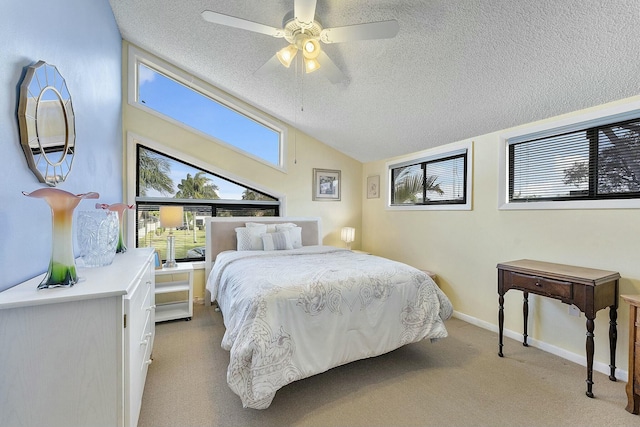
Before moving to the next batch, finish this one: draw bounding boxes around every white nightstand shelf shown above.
[155,262,193,322]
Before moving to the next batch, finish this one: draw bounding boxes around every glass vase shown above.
[96,203,133,253]
[23,188,99,289]
[77,210,119,267]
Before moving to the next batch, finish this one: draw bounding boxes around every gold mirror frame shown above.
[18,60,76,186]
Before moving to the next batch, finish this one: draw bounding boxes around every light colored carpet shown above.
[138,304,637,427]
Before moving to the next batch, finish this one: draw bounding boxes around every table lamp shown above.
[159,206,183,268]
[341,227,355,250]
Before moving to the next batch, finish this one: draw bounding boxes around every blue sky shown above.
[139,64,279,158]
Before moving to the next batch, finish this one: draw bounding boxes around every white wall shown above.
[362,96,640,375]
[0,0,123,291]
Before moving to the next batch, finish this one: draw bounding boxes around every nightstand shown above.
[155,262,193,322]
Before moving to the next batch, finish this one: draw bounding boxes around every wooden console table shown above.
[497,259,619,398]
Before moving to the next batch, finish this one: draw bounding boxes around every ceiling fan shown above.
[201,0,399,83]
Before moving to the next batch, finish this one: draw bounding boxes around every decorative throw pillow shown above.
[261,231,293,251]
[235,225,266,250]
[235,227,252,251]
[289,227,304,248]
[275,224,302,248]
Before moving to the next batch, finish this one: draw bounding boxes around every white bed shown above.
[204,217,453,409]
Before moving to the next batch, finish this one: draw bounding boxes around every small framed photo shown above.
[313,168,341,201]
[367,175,380,199]
[154,251,162,269]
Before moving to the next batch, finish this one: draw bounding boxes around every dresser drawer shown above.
[124,256,155,427]
[128,260,154,370]
[509,272,573,300]
[141,311,153,365]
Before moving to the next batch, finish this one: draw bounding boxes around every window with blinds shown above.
[509,117,640,202]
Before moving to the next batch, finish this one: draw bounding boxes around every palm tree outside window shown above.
[390,152,467,205]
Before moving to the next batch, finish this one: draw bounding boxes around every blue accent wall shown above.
[0,0,123,291]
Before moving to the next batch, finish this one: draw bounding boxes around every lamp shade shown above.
[277,45,298,68]
[341,227,355,243]
[159,206,183,229]
[302,39,321,60]
[304,57,321,73]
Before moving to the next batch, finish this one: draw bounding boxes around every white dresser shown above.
[0,247,155,427]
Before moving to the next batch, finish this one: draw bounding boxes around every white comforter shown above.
[206,246,453,409]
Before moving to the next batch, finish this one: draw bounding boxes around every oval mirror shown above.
[18,61,76,186]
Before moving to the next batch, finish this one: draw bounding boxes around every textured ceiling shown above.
[109,0,640,163]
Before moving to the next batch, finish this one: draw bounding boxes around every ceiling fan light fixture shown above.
[304,57,321,73]
[302,38,321,60]
[202,2,399,83]
[276,44,298,68]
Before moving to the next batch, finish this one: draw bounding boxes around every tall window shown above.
[129,46,284,169]
[508,117,640,203]
[135,146,279,262]
[387,143,471,210]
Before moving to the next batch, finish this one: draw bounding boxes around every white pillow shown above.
[277,225,302,248]
[235,225,266,250]
[246,222,277,233]
[275,222,297,229]
[261,231,293,251]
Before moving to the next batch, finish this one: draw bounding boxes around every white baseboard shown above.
[452,310,628,383]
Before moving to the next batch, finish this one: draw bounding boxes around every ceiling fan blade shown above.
[201,10,284,38]
[318,51,346,84]
[253,54,283,77]
[294,0,317,27]
[320,20,399,44]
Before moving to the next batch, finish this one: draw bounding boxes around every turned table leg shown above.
[585,317,595,398]
[523,291,529,347]
[498,293,504,357]
[609,305,618,381]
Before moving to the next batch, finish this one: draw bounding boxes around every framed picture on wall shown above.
[367,175,380,199]
[313,168,341,201]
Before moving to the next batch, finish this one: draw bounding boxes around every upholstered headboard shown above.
[204,216,322,282]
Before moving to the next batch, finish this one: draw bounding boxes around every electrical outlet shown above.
[568,304,581,317]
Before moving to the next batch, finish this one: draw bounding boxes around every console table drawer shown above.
[509,271,573,299]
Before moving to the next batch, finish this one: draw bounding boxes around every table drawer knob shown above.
[535,281,541,287]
